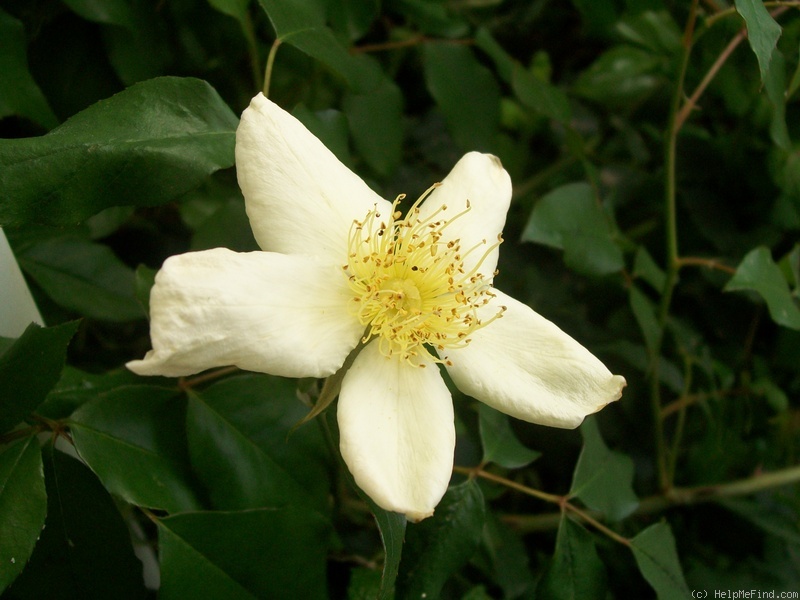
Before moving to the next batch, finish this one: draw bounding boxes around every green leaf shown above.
[321,407,405,600]
[477,513,536,598]
[0,438,47,594]
[372,507,407,600]
[207,0,251,23]
[343,78,404,176]
[398,480,486,599]
[38,366,141,420]
[186,374,330,511]
[734,0,782,82]
[292,104,352,167]
[391,0,469,38]
[719,497,800,546]
[101,1,171,85]
[615,10,682,56]
[134,264,156,317]
[7,446,146,599]
[346,568,382,600]
[569,417,638,521]
[462,587,494,600]
[329,0,380,40]
[475,28,570,123]
[474,28,514,82]
[724,246,800,330]
[178,178,258,253]
[764,48,790,150]
[0,338,13,356]
[17,236,143,322]
[255,0,324,32]
[256,0,382,92]
[70,385,202,513]
[570,0,618,35]
[604,340,684,393]
[630,522,691,600]
[573,46,662,110]
[522,182,624,276]
[537,515,607,600]
[85,205,134,239]
[0,321,79,434]
[629,285,660,356]
[633,246,666,292]
[0,8,58,129]
[423,43,501,151]
[511,65,572,124]
[189,198,259,252]
[779,243,800,293]
[157,508,330,600]
[788,42,800,98]
[0,77,238,227]
[62,0,136,27]
[478,404,540,469]
[751,377,790,412]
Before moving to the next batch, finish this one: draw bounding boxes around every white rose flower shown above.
[128,94,626,521]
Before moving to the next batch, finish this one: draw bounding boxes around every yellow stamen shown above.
[343,185,505,366]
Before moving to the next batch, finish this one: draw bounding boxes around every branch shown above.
[498,464,800,533]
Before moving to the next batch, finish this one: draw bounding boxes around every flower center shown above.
[343,185,506,366]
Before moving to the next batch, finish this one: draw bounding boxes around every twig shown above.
[179,366,239,390]
[661,387,748,418]
[351,35,427,54]
[675,28,747,132]
[263,38,282,98]
[676,256,737,274]
[452,465,562,504]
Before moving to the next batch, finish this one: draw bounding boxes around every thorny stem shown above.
[651,1,794,493]
[651,0,699,493]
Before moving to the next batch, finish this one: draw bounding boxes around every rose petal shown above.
[236,94,392,258]
[442,289,626,428]
[127,248,362,378]
[338,341,455,521]
[418,152,512,276]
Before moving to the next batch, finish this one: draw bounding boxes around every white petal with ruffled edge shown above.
[442,290,626,429]
[126,248,362,379]
[338,342,455,521]
[418,152,512,276]
[236,94,392,258]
